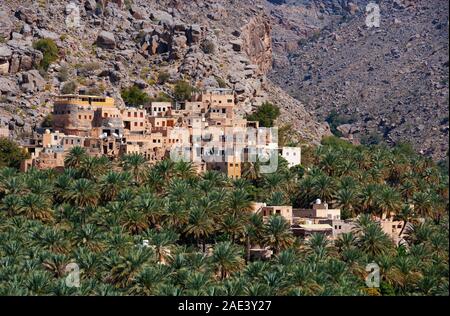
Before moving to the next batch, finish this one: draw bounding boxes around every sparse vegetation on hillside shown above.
[32,38,59,71]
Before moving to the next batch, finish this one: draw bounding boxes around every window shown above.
[227,99,233,103]
[140,112,143,118]
[54,136,57,140]
[78,115,82,119]
[339,226,342,229]
[128,112,131,117]
[140,122,143,127]
[276,210,281,215]
[134,112,137,117]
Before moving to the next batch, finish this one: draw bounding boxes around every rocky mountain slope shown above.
[267,0,449,159]
[0,0,330,146]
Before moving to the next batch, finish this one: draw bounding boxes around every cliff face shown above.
[241,14,273,74]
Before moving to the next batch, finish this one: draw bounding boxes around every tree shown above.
[0,138,30,169]
[357,223,393,259]
[65,178,99,208]
[246,102,280,128]
[64,146,87,169]
[210,242,244,280]
[121,153,147,184]
[121,85,150,107]
[61,81,77,94]
[33,38,59,71]
[261,215,295,254]
[185,207,215,252]
[173,80,194,101]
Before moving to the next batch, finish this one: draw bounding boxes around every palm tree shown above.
[19,193,53,221]
[100,171,131,203]
[312,174,336,203]
[143,229,178,264]
[121,153,148,184]
[376,186,402,219]
[174,160,197,179]
[357,223,393,259]
[335,187,358,218]
[105,248,153,288]
[396,205,414,237]
[219,213,246,243]
[1,194,22,217]
[64,146,87,168]
[261,215,295,255]
[185,207,215,252]
[413,192,433,218]
[226,189,253,215]
[78,156,110,180]
[210,241,244,280]
[65,179,99,208]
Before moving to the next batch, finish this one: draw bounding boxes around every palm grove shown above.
[0,136,448,296]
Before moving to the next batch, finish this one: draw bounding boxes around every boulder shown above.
[0,77,18,95]
[187,25,202,44]
[130,5,145,20]
[96,31,116,49]
[84,0,97,12]
[0,10,13,39]
[15,6,38,24]
[0,45,12,59]
[230,39,243,52]
[18,70,46,93]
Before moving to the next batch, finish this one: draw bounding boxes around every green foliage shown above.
[149,92,172,103]
[325,110,356,137]
[360,132,382,146]
[0,138,448,296]
[246,102,280,128]
[215,76,228,89]
[0,138,30,169]
[41,114,53,128]
[157,71,170,84]
[61,81,77,95]
[173,80,194,101]
[121,86,150,107]
[33,38,59,71]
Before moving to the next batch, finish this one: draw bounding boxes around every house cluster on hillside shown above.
[250,199,406,258]
[19,89,301,177]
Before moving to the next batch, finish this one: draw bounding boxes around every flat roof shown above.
[299,224,333,231]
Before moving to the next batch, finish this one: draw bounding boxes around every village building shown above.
[20,89,302,181]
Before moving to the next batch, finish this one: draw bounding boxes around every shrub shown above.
[33,38,59,71]
[247,102,280,128]
[325,110,356,137]
[360,132,382,146]
[157,71,170,84]
[61,81,77,94]
[0,138,30,169]
[173,80,194,101]
[41,114,53,128]
[57,66,69,82]
[201,39,216,54]
[215,76,227,89]
[76,62,101,77]
[121,85,150,107]
[149,92,172,103]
